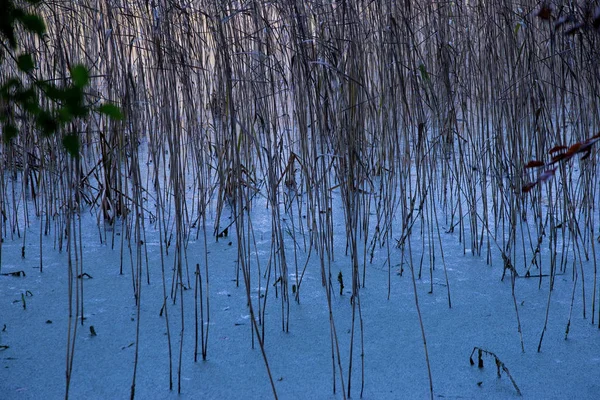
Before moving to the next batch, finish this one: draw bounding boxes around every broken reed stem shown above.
[469,346,522,396]
[510,263,526,353]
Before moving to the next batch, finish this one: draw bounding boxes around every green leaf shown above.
[62,86,87,118]
[0,5,19,48]
[70,65,89,88]
[17,53,35,73]
[36,110,59,136]
[39,82,64,101]
[13,87,38,113]
[12,86,32,102]
[418,63,430,84]
[2,123,19,143]
[514,22,522,35]
[1,78,22,96]
[57,107,74,123]
[0,28,16,49]
[17,13,46,36]
[62,134,80,157]
[97,103,123,120]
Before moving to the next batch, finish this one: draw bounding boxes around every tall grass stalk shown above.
[1,0,599,398]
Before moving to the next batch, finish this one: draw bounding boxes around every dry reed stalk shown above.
[1,0,600,398]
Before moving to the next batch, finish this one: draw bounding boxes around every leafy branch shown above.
[1,0,122,157]
[522,132,600,192]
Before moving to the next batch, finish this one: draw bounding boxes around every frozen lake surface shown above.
[2,188,600,399]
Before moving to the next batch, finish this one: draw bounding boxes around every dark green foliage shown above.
[70,65,89,88]
[0,0,45,51]
[62,134,80,157]
[0,0,121,157]
[16,53,34,72]
[97,103,124,121]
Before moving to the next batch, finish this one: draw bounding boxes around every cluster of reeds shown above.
[1,1,599,399]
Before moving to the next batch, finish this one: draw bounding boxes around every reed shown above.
[1,0,599,398]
